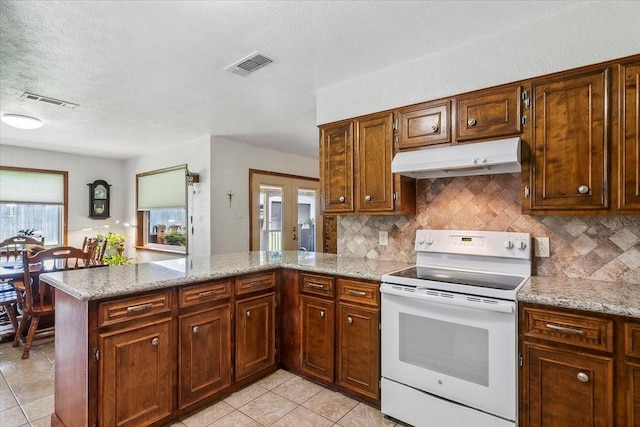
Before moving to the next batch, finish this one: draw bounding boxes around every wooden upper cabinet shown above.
[320,121,354,213]
[397,100,451,150]
[456,85,522,141]
[619,61,640,212]
[530,68,609,211]
[356,112,395,213]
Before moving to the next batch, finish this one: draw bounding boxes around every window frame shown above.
[0,166,68,246]
[135,164,189,254]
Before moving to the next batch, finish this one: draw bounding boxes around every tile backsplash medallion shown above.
[337,174,640,284]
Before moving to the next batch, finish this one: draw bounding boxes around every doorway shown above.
[250,170,321,252]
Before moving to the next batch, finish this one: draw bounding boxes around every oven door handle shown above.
[380,283,514,314]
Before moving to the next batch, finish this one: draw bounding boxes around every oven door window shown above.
[399,313,488,386]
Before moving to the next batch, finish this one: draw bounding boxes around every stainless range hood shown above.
[391,137,521,179]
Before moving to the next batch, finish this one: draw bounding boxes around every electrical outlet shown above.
[534,237,550,257]
[379,231,388,246]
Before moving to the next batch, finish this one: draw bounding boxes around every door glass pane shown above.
[296,188,317,251]
[399,313,489,386]
[259,185,283,251]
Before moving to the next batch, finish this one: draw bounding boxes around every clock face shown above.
[94,184,107,199]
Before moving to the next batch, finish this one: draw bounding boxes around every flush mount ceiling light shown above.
[1,114,43,129]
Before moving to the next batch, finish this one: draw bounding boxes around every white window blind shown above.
[137,166,186,210]
[0,169,65,204]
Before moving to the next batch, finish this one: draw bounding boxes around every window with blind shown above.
[0,167,67,245]
[136,165,188,253]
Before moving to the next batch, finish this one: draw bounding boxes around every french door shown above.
[250,171,321,252]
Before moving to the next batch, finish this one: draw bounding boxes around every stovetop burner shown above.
[388,266,525,291]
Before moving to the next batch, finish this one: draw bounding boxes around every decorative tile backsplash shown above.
[337,174,640,284]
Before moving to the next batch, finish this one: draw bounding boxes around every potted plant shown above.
[97,232,131,265]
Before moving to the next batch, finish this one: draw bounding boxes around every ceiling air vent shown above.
[225,51,276,77]
[21,92,79,109]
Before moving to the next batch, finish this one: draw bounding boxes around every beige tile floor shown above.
[0,338,401,427]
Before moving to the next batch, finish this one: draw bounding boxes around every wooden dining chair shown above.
[82,236,107,265]
[0,236,44,335]
[13,246,91,359]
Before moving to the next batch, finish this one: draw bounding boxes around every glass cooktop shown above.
[388,266,525,291]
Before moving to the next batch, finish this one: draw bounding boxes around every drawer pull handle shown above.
[127,303,153,312]
[308,283,325,290]
[198,290,219,297]
[248,281,264,287]
[348,290,367,297]
[347,316,353,324]
[577,372,589,383]
[246,310,251,317]
[320,310,325,318]
[545,323,584,335]
[192,325,199,334]
[151,337,159,346]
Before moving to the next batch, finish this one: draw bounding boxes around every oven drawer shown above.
[521,306,614,352]
[338,279,379,307]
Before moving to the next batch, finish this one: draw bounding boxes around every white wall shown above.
[317,1,640,124]
[124,135,211,261]
[210,136,318,255]
[0,145,127,247]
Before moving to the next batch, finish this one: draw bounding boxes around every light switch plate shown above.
[534,237,550,257]
[379,231,388,246]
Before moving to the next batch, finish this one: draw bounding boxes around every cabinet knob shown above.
[320,310,325,318]
[339,196,345,203]
[151,337,159,346]
[576,372,589,383]
[246,310,251,317]
[364,195,371,202]
[431,125,438,132]
[192,325,199,334]
[347,316,353,324]
[468,118,477,126]
[578,185,590,194]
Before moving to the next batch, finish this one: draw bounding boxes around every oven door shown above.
[380,283,517,421]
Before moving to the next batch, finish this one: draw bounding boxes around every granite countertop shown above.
[518,276,640,318]
[40,251,411,301]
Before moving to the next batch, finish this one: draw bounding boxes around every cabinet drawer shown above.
[522,307,614,352]
[300,273,335,297]
[179,280,231,309]
[625,321,640,358]
[235,271,276,296]
[99,290,172,328]
[337,279,379,307]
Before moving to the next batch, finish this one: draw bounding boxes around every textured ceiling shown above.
[0,1,588,160]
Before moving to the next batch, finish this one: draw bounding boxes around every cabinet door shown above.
[99,319,173,427]
[530,69,609,211]
[301,295,335,383]
[456,85,522,141]
[179,305,231,409]
[235,293,276,380]
[397,100,451,149]
[522,342,613,427]
[356,112,394,213]
[320,121,354,213]
[620,62,640,212]
[337,303,379,399]
[627,361,640,427]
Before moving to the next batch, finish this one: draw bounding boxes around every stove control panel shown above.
[415,229,531,260]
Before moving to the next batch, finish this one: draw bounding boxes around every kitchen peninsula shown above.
[41,251,410,427]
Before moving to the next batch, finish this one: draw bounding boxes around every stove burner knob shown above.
[417,237,425,245]
[516,241,527,250]
[425,237,434,245]
[504,240,514,249]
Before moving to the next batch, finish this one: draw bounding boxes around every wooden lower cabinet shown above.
[301,295,335,382]
[98,318,173,427]
[337,302,380,400]
[235,292,276,380]
[627,362,640,427]
[522,342,614,427]
[179,304,232,409]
